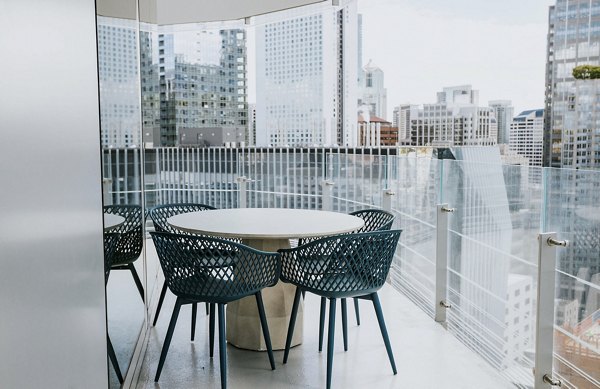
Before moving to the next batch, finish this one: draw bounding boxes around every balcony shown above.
[103,146,600,388]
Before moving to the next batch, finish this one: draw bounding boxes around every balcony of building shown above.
[101,146,600,389]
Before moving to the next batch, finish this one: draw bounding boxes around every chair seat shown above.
[170,272,265,304]
[289,272,382,299]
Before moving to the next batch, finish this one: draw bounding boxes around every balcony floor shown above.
[135,273,510,388]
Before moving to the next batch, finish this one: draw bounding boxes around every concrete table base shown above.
[226,238,303,351]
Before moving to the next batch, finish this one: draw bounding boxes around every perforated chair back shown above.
[280,230,401,298]
[103,205,144,266]
[103,232,120,283]
[150,232,280,303]
[149,203,216,233]
[349,209,394,232]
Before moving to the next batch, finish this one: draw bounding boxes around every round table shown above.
[104,213,125,231]
[168,208,364,351]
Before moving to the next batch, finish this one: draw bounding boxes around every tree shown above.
[572,65,600,80]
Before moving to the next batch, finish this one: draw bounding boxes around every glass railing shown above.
[103,146,600,388]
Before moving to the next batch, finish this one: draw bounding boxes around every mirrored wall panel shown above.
[96,0,145,386]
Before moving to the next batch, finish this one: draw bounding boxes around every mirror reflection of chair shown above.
[103,232,123,384]
[148,203,216,338]
[279,229,402,389]
[150,232,279,389]
[103,205,145,302]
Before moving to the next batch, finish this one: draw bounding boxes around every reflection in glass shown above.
[97,10,145,387]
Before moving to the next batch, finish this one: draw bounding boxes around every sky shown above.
[357,0,555,117]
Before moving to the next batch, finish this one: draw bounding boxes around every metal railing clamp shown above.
[543,374,562,387]
[439,301,452,309]
[547,238,568,247]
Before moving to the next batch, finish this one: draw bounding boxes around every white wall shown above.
[0,0,108,387]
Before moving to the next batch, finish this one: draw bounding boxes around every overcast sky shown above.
[358,0,555,117]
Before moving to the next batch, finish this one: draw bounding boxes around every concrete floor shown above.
[135,271,512,388]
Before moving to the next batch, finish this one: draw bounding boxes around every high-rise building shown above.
[358,60,387,119]
[147,28,247,146]
[544,0,600,168]
[97,17,141,148]
[489,100,514,145]
[255,2,358,147]
[509,109,544,167]
[397,86,498,147]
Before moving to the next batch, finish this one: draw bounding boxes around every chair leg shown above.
[107,334,123,384]
[152,281,168,326]
[218,303,228,389]
[128,263,145,302]
[283,287,302,364]
[209,303,216,358]
[341,298,348,352]
[371,293,397,375]
[353,297,361,326]
[191,303,197,341]
[205,302,210,315]
[318,296,326,352]
[255,291,275,370]
[155,297,183,382]
[326,298,337,389]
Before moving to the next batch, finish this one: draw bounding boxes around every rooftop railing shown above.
[103,146,600,389]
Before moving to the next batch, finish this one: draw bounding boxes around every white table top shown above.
[167,208,364,239]
[104,213,125,231]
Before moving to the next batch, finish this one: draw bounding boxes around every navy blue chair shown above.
[279,229,401,389]
[150,232,280,389]
[103,232,123,384]
[148,203,216,332]
[103,205,145,302]
[299,209,395,350]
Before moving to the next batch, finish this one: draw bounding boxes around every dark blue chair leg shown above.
[209,303,216,357]
[205,302,209,315]
[107,335,123,384]
[326,298,337,389]
[128,263,145,302]
[283,287,302,364]
[218,303,227,389]
[152,281,168,326]
[371,293,397,375]
[191,303,197,341]
[353,297,361,326]
[155,297,183,382]
[341,298,348,351]
[318,296,326,352]
[255,291,276,370]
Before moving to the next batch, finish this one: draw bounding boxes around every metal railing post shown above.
[236,176,248,208]
[321,180,334,211]
[103,178,112,206]
[435,203,454,322]
[534,232,567,388]
[382,189,395,211]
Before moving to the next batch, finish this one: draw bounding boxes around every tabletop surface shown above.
[104,213,125,230]
[167,208,364,239]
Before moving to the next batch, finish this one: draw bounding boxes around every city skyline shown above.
[355,0,553,117]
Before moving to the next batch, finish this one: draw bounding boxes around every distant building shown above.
[357,114,398,146]
[358,60,387,119]
[151,29,247,146]
[544,0,600,169]
[179,127,246,147]
[255,2,358,147]
[248,104,257,146]
[97,17,141,148]
[509,109,543,167]
[489,100,514,145]
[396,86,497,147]
[499,144,530,166]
